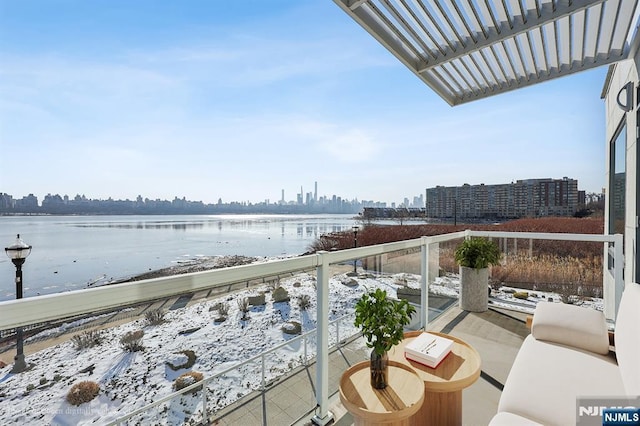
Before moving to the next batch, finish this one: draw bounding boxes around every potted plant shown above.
[454,237,501,312]
[354,288,416,389]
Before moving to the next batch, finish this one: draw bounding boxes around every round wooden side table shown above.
[388,331,482,426]
[339,360,425,426]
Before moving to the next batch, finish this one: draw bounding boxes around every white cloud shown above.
[318,128,381,163]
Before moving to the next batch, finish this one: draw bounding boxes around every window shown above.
[609,122,626,236]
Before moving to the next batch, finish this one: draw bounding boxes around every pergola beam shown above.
[452,50,627,105]
[418,0,607,72]
[334,0,638,105]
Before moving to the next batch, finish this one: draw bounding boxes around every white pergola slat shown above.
[334,0,640,105]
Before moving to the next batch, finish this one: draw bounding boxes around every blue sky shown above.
[0,1,608,206]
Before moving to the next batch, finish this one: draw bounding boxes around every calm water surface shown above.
[0,214,357,301]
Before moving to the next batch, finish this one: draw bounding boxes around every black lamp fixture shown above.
[5,234,32,373]
[352,226,359,274]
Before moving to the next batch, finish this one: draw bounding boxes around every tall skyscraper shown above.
[314,181,318,202]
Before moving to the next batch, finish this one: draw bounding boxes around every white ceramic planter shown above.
[459,266,489,312]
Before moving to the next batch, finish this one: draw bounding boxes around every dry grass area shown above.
[310,217,605,295]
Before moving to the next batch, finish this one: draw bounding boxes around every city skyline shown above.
[1,2,608,205]
[2,173,602,212]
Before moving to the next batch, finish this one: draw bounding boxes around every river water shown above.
[0,214,357,301]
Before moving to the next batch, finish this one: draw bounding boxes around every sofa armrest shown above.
[531,302,609,355]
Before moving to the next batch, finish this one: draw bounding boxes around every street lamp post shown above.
[352,226,359,274]
[5,234,32,373]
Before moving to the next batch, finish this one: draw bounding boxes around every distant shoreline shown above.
[97,255,262,286]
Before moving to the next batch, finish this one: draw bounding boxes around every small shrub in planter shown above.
[120,330,145,352]
[174,371,204,393]
[145,310,166,325]
[66,381,100,406]
[72,330,103,350]
[454,237,501,269]
[354,288,415,389]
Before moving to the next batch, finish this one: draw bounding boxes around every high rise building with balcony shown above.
[426,177,579,219]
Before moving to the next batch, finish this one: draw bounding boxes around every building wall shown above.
[604,56,639,287]
[425,178,579,219]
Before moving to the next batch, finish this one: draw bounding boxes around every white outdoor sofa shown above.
[489,283,640,425]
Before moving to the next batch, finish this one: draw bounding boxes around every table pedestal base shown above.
[354,415,413,426]
[410,389,462,426]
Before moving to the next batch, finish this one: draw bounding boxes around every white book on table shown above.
[404,332,453,368]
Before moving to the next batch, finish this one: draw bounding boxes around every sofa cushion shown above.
[614,282,640,396]
[531,302,609,355]
[497,335,624,426]
[488,412,543,425]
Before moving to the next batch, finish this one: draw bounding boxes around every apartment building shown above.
[426,177,579,219]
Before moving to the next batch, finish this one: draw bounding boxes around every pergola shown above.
[333,0,639,105]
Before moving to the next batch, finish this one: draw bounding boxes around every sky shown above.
[0,1,611,206]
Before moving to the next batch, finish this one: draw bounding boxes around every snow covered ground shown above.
[0,270,602,425]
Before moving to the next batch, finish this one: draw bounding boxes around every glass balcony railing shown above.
[0,230,623,425]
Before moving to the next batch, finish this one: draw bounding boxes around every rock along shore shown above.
[117,255,259,283]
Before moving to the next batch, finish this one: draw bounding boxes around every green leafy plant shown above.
[454,237,501,269]
[354,288,416,355]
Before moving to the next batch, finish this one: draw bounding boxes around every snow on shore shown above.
[0,263,603,425]
[0,270,400,425]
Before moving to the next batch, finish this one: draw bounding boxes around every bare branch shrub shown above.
[120,330,145,352]
[297,294,311,310]
[268,279,282,291]
[212,301,229,316]
[237,297,250,320]
[71,330,103,350]
[174,371,204,393]
[66,381,100,406]
[145,309,166,325]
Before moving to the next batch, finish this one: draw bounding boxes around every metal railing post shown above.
[614,234,624,318]
[312,251,333,426]
[261,353,266,391]
[420,236,429,329]
[202,383,208,424]
[304,334,308,366]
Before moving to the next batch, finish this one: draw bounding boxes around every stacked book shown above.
[404,332,454,368]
